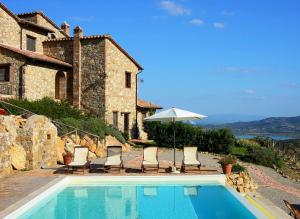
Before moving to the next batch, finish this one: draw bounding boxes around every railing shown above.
[0,100,103,143]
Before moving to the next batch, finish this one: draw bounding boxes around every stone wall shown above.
[137,110,149,140]
[105,39,139,138]
[81,39,106,117]
[36,14,66,38]
[43,40,73,64]
[21,26,48,52]
[23,64,59,100]
[0,47,25,98]
[0,7,21,48]
[0,115,58,176]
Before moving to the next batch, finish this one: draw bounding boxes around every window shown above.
[26,35,36,51]
[123,112,130,134]
[125,72,131,88]
[0,65,10,82]
[113,111,118,129]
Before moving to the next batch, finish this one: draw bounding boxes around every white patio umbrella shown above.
[144,107,207,172]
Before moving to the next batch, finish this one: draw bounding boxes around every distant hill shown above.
[197,114,266,125]
[203,116,300,138]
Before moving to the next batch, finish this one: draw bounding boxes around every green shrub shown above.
[229,146,248,156]
[246,147,284,168]
[232,163,246,172]
[144,121,234,154]
[219,154,237,165]
[5,98,84,120]
[252,136,274,148]
[236,139,260,148]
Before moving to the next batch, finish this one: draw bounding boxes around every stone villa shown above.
[0,2,161,139]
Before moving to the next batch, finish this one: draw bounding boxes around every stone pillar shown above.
[61,22,70,36]
[73,26,83,108]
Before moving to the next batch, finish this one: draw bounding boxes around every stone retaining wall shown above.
[0,115,58,176]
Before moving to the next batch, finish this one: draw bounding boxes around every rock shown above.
[56,137,65,163]
[237,186,245,193]
[65,137,75,153]
[71,134,81,145]
[88,151,97,160]
[88,143,97,153]
[11,144,26,170]
[105,135,123,147]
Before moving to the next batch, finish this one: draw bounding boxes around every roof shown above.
[137,99,162,109]
[0,2,21,22]
[0,3,65,36]
[17,11,69,37]
[45,35,143,70]
[19,19,55,33]
[0,43,72,68]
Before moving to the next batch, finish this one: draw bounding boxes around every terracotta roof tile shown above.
[137,99,162,109]
[19,19,55,33]
[44,35,143,70]
[0,43,72,68]
[17,11,69,37]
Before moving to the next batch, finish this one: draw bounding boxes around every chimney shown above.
[73,26,83,108]
[61,21,70,36]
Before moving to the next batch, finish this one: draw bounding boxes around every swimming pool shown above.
[4,176,266,219]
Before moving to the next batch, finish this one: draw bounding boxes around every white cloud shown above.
[159,1,191,16]
[213,22,225,29]
[189,19,203,25]
[244,89,256,95]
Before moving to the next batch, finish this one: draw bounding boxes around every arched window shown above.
[55,71,66,100]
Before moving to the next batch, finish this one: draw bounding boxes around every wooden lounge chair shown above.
[104,146,123,172]
[68,146,89,174]
[284,200,300,219]
[181,146,201,172]
[142,146,159,172]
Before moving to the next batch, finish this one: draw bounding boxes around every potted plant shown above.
[219,154,237,174]
[63,151,73,165]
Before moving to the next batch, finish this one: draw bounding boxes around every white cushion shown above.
[68,161,87,166]
[183,160,200,165]
[105,155,121,166]
[143,160,158,165]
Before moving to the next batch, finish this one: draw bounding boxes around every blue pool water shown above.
[20,185,257,219]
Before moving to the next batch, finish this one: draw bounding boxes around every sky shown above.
[3,0,300,117]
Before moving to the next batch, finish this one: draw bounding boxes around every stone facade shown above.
[0,47,25,97]
[105,39,139,136]
[0,6,20,48]
[81,38,106,117]
[21,26,48,52]
[137,111,150,139]
[23,64,66,101]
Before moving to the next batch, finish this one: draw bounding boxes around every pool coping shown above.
[1,174,267,219]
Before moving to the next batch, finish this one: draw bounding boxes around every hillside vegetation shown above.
[206,116,300,138]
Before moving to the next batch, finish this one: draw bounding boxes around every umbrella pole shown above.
[173,120,176,168]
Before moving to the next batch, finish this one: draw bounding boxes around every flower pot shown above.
[222,164,232,174]
[63,154,73,165]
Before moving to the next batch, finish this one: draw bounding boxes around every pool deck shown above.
[0,148,294,218]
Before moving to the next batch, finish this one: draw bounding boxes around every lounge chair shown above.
[104,146,123,172]
[67,146,89,174]
[284,200,300,219]
[142,146,159,172]
[181,146,201,172]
